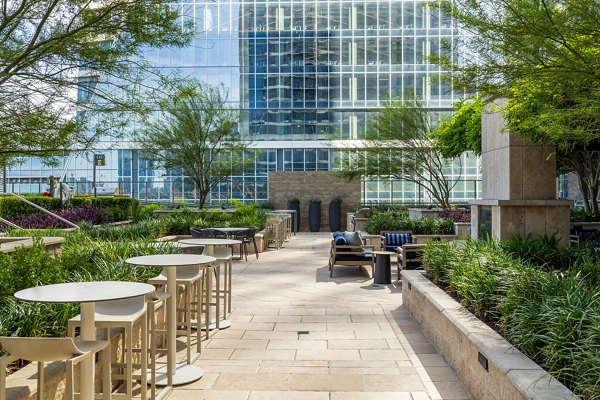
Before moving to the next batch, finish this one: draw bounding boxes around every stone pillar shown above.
[470,99,571,244]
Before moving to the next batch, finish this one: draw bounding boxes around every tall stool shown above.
[145,288,170,400]
[0,337,111,400]
[68,295,148,400]
[147,264,206,362]
[204,245,233,321]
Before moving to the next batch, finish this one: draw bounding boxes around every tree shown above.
[430,97,484,159]
[506,78,600,217]
[439,0,600,145]
[0,0,193,160]
[440,0,600,216]
[135,79,247,208]
[337,100,457,209]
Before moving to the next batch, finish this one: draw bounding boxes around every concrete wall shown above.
[481,99,557,201]
[268,172,361,232]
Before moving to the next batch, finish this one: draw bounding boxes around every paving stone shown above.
[169,234,472,400]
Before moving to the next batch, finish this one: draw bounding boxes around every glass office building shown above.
[6,0,481,204]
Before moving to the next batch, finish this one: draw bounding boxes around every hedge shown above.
[0,196,62,219]
[70,196,138,222]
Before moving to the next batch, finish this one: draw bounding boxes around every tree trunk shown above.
[198,190,209,209]
[576,172,592,216]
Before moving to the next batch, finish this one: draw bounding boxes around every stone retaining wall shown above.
[401,270,579,400]
[268,172,360,232]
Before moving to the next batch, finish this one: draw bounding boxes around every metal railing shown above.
[0,216,21,230]
[0,193,80,230]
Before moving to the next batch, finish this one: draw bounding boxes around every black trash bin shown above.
[373,251,393,284]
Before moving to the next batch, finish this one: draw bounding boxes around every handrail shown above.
[0,193,80,230]
[0,216,22,230]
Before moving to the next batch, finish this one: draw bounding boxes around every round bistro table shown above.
[15,281,156,400]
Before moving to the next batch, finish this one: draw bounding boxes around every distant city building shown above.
[7,0,481,204]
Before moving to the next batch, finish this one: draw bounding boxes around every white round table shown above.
[178,238,241,330]
[178,238,241,252]
[15,281,156,400]
[125,254,215,387]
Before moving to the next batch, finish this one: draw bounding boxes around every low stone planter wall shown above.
[401,270,579,400]
[408,208,442,220]
[412,234,457,244]
[0,237,64,256]
[454,222,471,239]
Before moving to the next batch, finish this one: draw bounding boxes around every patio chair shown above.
[329,231,374,277]
[0,336,111,400]
[234,227,259,261]
[397,243,426,280]
[68,295,149,400]
[381,231,412,252]
[201,228,228,239]
[148,264,206,355]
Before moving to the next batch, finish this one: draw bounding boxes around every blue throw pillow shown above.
[343,231,363,246]
[333,231,347,246]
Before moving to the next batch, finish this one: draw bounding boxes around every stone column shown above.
[470,99,571,244]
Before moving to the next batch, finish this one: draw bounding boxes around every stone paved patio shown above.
[169,233,472,400]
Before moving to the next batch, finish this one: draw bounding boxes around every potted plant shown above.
[308,199,321,232]
[287,197,300,233]
[328,196,343,232]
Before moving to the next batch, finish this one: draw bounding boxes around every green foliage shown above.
[0,240,65,300]
[337,100,456,208]
[135,78,247,208]
[0,196,62,219]
[501,234,600,272]
[500,268,600,398]
[365,210,454,235]
[331,196,343,204]
[431,97,484,158]
[70,196,138,222]
[1,0,193,167]
[422,237,600,399]
[134,204,161,221]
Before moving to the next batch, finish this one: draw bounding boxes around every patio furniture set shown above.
[329,230,425,281]
[0,223,274,400]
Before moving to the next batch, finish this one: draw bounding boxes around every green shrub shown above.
[365,210,412,233]
[0,240,66,300]
[0,196,62,219]
[423,241,455,286]
[134,204,160,221]
[365,210,454,235]
[70,196,138,222]
[422,237,600,399]
[501,234,600,271]
[500,268,600,398]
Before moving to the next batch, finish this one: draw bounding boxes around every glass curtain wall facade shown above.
[6,0,481,204]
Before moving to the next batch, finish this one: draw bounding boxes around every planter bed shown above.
[401,270,579,400]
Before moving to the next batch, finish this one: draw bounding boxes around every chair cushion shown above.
[405,261,423,270]
[343,231,363,246]
[335,254,372,262]
[405,250,423,260]
[384,232,411,246]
